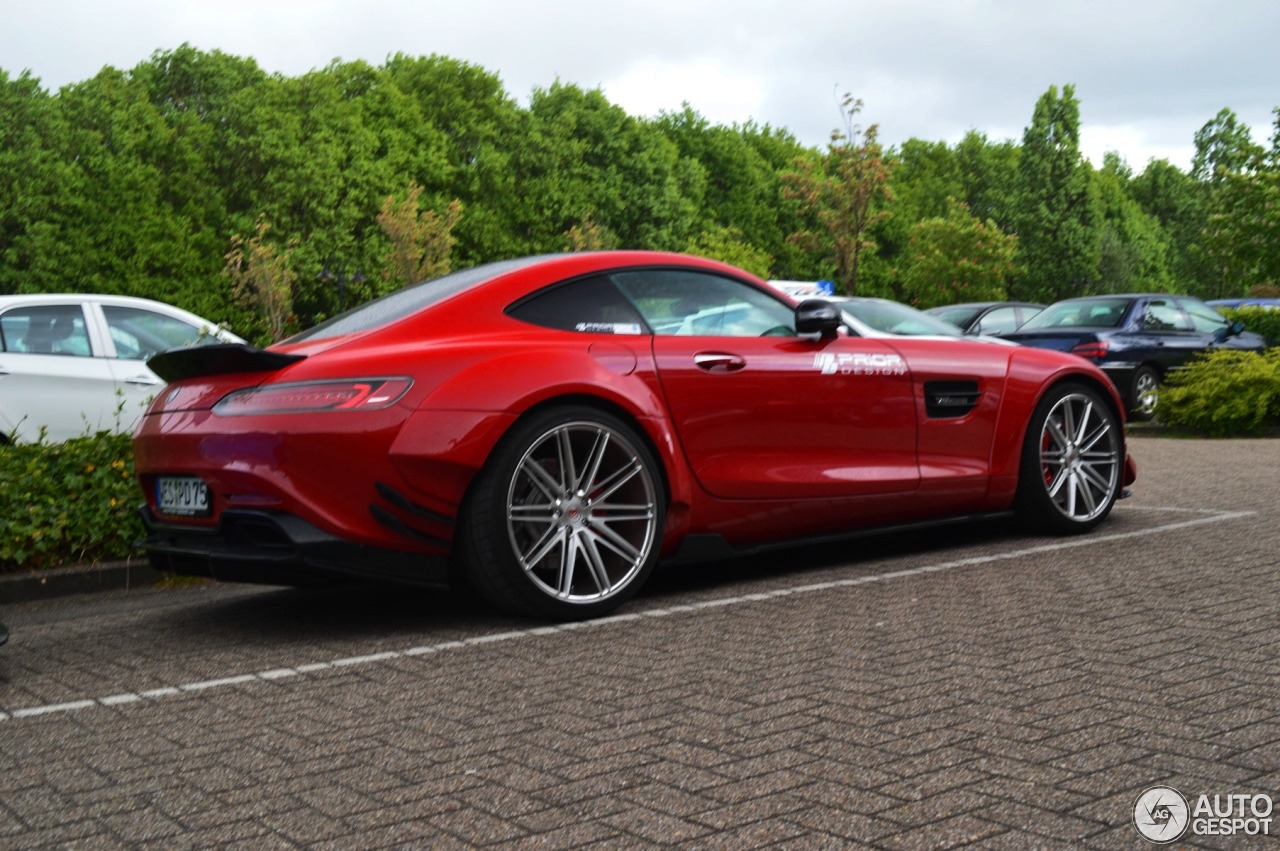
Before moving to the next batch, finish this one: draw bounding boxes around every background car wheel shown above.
[1129,366,1159,421]
[458,406,665,620]
[1015,382,1122,534]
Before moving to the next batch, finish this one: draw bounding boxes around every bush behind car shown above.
[0,431,143,571]
[1158,348,1280,436]
[1219,306,1280,347]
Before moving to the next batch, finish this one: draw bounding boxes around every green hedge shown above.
[0,432,144,571]
[1220,306,1280,347]
[1159,348,1280,436]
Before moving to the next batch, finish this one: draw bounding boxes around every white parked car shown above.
[0,294,242,443]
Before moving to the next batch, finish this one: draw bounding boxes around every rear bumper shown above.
[138,506,450,589]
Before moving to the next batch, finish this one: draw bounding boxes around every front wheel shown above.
[457,406,665,620]
[1015,383,1123,534]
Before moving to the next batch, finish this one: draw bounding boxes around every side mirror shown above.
[1216,320,1246,342]
[795,299,842,338]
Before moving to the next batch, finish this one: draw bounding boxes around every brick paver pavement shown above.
[1,434,1278,848]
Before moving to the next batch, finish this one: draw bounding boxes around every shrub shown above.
[1159,349,1280,436]
[1219,306,1280,347]
[0,432,144,571]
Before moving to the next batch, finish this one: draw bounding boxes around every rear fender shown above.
[386,345,694,530]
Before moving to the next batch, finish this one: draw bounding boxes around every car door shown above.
[1136,296,1203,370]
[0,302,120,442]
[612,269,919,500]
[95,302,211,424]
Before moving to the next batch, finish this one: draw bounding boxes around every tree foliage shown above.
[0,49,1277,331]
[897,200,1020,308]
[1012,84,1100,303]
[377,182,463,292]
[223,214,296,343]
[783,94,894,295]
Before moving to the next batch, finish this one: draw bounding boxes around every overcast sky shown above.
[2,0,1277,172]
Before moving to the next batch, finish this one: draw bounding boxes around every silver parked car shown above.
[0,294,242,443]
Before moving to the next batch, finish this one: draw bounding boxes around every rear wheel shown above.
[1015,383,1122,534]
[458,406,664,620]
[1129,366,1159,421]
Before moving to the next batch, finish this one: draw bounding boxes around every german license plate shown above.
[156,477,210,517]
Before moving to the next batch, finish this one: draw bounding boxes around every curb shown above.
[1,560,166,605]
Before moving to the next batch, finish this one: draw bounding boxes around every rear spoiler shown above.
[147,343,306,383]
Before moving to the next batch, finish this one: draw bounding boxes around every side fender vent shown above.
[925,380,982,419]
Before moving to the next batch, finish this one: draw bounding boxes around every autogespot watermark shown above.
[1133,785,1274,844]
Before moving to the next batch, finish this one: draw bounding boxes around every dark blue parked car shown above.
[1004,294,1269,419]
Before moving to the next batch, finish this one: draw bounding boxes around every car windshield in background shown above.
[1019,298,1131,330]
[928,305,983,328]
[288,256,548,343]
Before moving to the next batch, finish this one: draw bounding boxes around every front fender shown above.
[987,348,1128,502]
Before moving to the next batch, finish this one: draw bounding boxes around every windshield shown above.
[839,299,963,337]
[927,305,982,328]
[1019,298,1132,330]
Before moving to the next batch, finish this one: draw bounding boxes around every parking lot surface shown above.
[2,434,1278,849]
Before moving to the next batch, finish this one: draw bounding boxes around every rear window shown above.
[1020,298,1132,330]
[287,257,547,343]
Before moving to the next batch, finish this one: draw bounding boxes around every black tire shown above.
[1015,382,1123,535]
[1129,366,1159,421]
[457,406,665,620]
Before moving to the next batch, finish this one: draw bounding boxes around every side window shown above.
[1181,299,1231,334]
[1141,299,1192,332]
[612,270,795,337]
[975,307,1020,335]
[507,275,646,334]
[0,305,92,356]
[101,306,212,360]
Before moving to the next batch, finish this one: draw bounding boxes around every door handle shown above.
[125,375,162,386]
[693,352,746,372]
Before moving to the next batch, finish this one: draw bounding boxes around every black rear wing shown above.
[147,343,305,383]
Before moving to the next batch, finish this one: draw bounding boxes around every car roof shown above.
[0,293,191,309]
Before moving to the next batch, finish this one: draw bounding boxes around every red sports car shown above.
[134,251,1137,619]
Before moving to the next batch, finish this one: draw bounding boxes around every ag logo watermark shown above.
[1133,786,1189,844]
[1133,785,1274,843]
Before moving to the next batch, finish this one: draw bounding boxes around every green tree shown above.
[1093,153,1172,293]
[896,200,1020,308]
[685,225,773,278]
[783,94,893,295]
[1011,84,1100,303]
[377,182,463,292]
[383,54,524,262]
[224,214,296,343]
[1129,158,1211,296]
[1196,109,1278,296]
[0,70,68,295]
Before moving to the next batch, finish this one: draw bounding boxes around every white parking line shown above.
[0,506,1254,724]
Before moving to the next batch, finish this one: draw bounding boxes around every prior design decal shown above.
[576,322,643,335]
[814,351,907,376]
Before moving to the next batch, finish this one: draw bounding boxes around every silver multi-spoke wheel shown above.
[1037,391,1121,524]
[505,420,659,605]
[1132,367,1159,420]
[1016,383,1123,534]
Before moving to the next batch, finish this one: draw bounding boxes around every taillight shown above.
[213,378,412,416]
[1070,341,1109,359]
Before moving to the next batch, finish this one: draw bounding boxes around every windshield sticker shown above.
[576,322,642,335]
[814,352,907,376]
